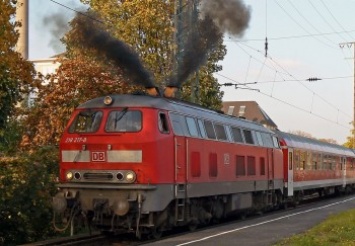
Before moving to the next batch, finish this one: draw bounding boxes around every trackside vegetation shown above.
[275,208,355,246]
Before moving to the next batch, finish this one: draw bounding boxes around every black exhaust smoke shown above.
[167,0,250,89]
[73,0,250,98]
[74,13,156,89]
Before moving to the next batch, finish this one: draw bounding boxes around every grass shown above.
[274,208,355,246]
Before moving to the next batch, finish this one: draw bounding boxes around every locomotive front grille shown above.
[83,172,114,180]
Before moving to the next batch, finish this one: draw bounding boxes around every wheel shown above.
[150,227,163,239]
[188,222,198,231]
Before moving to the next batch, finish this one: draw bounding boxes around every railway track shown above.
[22,232,106,246]
[23,231,160,246]
[25,194,352,246]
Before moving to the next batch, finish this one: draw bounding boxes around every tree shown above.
[0,0,36,151]
[23,54,138,146]
[344,123,355,148]
[289,130,314,139]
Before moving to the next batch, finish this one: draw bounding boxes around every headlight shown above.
[125,171,136,182]
[66,171,73,181]
[103,96,113,105]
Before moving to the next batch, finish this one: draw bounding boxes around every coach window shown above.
[204,120,216,139]
[158,112,169,134]
[186,117,200,137]
[294,150,300,170]
[197,119,207,139]
[306,152,312,170]
[322,155,329,170]
[231,127,244,143]
[289,152,293,170]
[215,123,227,141]
[312,152,318,170]
[300,150,306,170]
[243,130,254,144]
[105,110,142,132]
[69,110,103,133]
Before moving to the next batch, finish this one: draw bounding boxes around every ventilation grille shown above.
[83,172,113,180]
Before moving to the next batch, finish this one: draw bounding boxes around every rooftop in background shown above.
[222,101,278,130]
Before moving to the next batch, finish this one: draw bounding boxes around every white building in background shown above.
[28,58,61,106]
[32,58,60,76]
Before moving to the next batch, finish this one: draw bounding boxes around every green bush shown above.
[0,146,59,245]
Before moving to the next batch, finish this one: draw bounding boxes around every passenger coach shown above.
[278,132,355,202]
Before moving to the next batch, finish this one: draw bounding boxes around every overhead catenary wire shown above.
[286,1,337,45]
[275,0,337,50]
[319,0,355,41]
[307,0,349,42]
[237,41,353,120]
[216,72,351,130]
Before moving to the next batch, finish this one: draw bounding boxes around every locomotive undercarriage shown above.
[53,186,285,238]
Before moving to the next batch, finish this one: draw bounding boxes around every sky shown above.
[28,0,355,144]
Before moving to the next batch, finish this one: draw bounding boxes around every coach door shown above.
[287,149,294,196]
[267,149,274,189]
[174,136,187,222]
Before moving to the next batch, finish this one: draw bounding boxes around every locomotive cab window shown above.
[105,109,142,132]
[158,112,169,134]
[69,110,103,133]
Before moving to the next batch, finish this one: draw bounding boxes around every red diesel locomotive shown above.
[52,92,355,237]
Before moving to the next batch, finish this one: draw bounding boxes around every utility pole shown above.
[339,41,355,148]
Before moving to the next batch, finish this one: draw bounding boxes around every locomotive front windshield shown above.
[105,109,142,132]
[67,108,142,133]
[69,110,103,133]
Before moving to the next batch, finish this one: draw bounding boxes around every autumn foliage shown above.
[22,55,138,145]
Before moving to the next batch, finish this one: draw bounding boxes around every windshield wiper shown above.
[114,107,128,129]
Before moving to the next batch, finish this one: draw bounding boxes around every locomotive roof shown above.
[78,94,274,134]
[277,131,355,157]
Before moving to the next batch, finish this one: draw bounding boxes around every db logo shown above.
[91,152,106,162]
